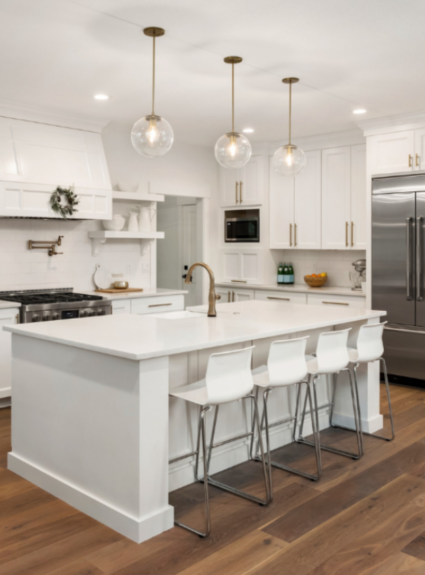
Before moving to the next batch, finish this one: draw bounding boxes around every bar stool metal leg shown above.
[298,369,363,460]
[334,358,395,442]
[174,406,211,538]
[205,394,271,505]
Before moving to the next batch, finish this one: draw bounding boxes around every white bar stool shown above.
[251,336,323,483]
[331,321,395,446]
[298,328,364,460]
[169,346,271,538]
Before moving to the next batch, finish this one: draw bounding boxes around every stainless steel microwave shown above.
[225,209,260,242]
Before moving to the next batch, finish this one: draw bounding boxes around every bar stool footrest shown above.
[201,476,269,506]
[174,520,209,538]
[297,437,361,460]
[331,423,394,442]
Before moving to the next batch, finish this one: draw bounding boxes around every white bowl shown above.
[117,182,138,193]
[102,216,126,231]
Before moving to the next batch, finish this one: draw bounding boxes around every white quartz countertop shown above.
[216,283,366,298]
[0,301,21,309]
[85,287,188,300]
[5,300,385,362]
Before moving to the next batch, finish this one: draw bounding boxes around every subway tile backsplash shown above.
[0,219,151,292]
[270,249,366,288]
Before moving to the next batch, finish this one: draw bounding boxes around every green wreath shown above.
[50,186,79,218]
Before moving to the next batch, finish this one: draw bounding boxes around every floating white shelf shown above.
[112,191,164,203]
[88,230,165,256]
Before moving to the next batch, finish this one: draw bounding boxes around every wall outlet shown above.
[142,263,150,273]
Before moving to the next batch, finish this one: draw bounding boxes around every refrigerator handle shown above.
[417,216,423,301]
[406,217,413,301]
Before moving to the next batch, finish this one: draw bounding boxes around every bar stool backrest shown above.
[267,337,309,386]
[316,328,351,374]
[205,346,255,405]
[356,321,386,362]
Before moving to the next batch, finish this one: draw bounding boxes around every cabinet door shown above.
[322,147,351,249]
[254,290,307,304]
[220,167,241,207]
[368,131,415,175]
[216,288,232,304]
[111,300,131,314]
[350,144,367,249]
[232,289,255,302]
[220,249,242,282]
[294,150,321,249]
[269,158,294,248]
[0,308,19,399]
[239,156,265,206]
[307,293,366,309]
[240,249,263,284]
[414,128,425,171]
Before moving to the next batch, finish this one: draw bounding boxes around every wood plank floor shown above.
[2,384,425,574]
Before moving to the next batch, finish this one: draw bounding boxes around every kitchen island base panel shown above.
[7,453,174,544]
[9,335,173,543]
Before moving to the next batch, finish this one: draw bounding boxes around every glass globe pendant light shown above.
[131,27,174,157]
[214,56,252,169]
[273,77,306,176]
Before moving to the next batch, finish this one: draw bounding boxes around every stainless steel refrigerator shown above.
[372,173,425,384]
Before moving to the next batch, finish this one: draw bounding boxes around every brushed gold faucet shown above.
[184,263,221,317]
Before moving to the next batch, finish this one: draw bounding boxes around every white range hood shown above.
[0,116,112,219]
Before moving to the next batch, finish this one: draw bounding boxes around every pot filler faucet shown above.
[185,263,221,317]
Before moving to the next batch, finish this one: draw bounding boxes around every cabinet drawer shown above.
[307,293,366,308]
[131,295,185,315]
[111,300,131,314]
[254,290,307,304]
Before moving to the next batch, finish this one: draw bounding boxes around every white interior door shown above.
[294,150,321,249]
[322,146,351,249]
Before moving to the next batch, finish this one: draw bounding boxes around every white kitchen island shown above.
[5,300,386,543]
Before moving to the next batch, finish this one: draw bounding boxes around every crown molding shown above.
[357,111,425,136]
[0,99,110,133]
[252,129,365,156]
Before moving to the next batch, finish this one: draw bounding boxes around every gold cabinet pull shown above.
[240,181,243,203]
[322,301,349,306]
[148,303,173,308]
[15,314,19,324]
[235,181,239,203]
[417,154,420,167]
[228,291,231,303]
[409,154,413,168]
[231,279,247,283]
[289,223,292,246]
[232,291,235,302]
[294,223,297,247]
[351,221,354,247]
[267,296,290,301]
[345,221,349,247]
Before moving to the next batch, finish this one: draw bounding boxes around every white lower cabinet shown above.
[216,288,254,303]
[307,293,365,308]
[0,308,19,399]
[131,295,185,315]
[254,290,307,305]
[111,300,131,314]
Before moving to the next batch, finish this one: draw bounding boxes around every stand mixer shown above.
[350,259,366,291]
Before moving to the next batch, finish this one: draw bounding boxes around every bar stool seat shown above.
[169,346,271,539]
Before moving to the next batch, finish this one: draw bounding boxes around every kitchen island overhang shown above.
[4,300,386,543]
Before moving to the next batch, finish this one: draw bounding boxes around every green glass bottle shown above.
[277,263,284,284]
[288,262,295,285]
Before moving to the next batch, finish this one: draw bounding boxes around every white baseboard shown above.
[8,453,174,543]
[332,412,384,434]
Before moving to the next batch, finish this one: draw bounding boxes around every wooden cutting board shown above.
[95,288,144,294]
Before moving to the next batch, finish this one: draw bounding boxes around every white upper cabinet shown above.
[269,158,294,249]
[414,128,425,171]
[0,118,112,219]
[322,147,351,249]
[368,130,415,175]
[220,156,266,207]
[220,248,263,284]
[269,150,321,250]
[293,150,321,249]
[350,144,367,249]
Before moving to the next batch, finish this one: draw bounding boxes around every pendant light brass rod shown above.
[152,34,156,116]
[232,63,235,133]
[288,81,292,146]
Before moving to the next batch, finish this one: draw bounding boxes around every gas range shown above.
[0,288,112,323]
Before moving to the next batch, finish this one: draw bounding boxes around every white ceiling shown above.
[1,0,425,145]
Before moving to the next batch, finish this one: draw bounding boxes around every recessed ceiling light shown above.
[353,109,366,114]
[243,128,254,133]
[94,94,109,101]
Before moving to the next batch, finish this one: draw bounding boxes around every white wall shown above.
[0,127,218,293]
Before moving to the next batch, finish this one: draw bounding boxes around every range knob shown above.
[42,315,50,322]
[86,309,94,317]
[80,310,87,318]
[31,315,40,322]
[96,308,104,315]
[52,313,59,321]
